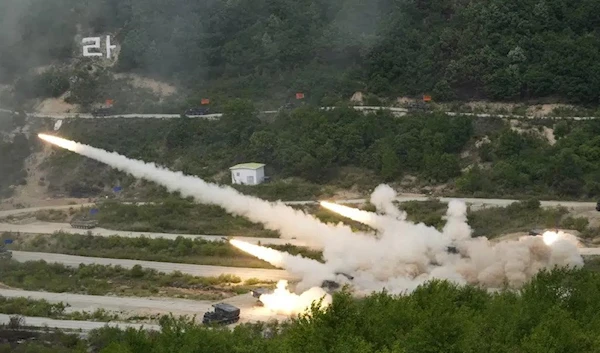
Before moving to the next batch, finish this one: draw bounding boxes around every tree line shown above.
[46,102,600,199]
[3,268,600,352]
[2,0,600,106]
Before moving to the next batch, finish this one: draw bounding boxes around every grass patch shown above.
[0,260,272,300]
[385,199,582,238]
[5,232,321,268]
[0,297,118,322]
[398,199,449,229]
[95,199,280,237]
[467,200,571,237]
[33,209,72,222]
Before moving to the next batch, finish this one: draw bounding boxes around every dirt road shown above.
[11,251,298,282]
[0,289,288,328]
[0,221,314,248]
[0,313,160,332]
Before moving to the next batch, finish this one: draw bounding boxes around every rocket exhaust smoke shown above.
[39,134,585,313]
[37,134,370,252]
[229,239,334,289]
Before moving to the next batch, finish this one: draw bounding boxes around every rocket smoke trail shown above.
[39,134,585,300]
[37,134,370,249]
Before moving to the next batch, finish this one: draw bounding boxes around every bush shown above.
[0,260,270,300]
[11,232,286,269]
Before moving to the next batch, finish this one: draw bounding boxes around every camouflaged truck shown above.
[70,218,98,229]
[202,303,240,325]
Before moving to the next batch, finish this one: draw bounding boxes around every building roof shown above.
[229,163,265,170]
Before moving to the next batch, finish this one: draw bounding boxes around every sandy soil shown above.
[350,92,364,104]
[569,208,600,228]
[527,103,574,117]
[113,73,177,96]
[0,146,88,210]
[509,119,556,145]
[34,94,78,114]
[332,188,363,200]
[396,96,415,105]
[464,101,518,112]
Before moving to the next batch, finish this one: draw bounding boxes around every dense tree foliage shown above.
[3,268,600,352]
[458,119,600,198]
[0,133,31,197]
[2,0,600,104]
[46,104,473,195]
[44,103,600,199]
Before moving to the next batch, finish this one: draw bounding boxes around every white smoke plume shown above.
[39,134,585,301]
[370,184,406,220]
[229,240,335,290]
[259,280,332,316]
[322,200,584,296]
[37,134,371,253]
[441,200,473,243]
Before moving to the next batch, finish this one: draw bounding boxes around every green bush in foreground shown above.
[4,268,600,353]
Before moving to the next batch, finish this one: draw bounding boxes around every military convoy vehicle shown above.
[202,303,240,325]
[321,280,341,292]
[406,101,432,112]
[251,288,271,306]
[446,246,459,254]
[184,107,210,116]
[596,201,600,212]
[91,107,113,117]
[70,218,98,229]
[320,272,355,293]
[0,246,12,260]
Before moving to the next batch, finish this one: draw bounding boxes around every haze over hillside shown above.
[1,0,600,110]
[2,0,600,204]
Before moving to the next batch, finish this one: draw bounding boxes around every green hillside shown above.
[1,0,600,106]
[27,102,600,200]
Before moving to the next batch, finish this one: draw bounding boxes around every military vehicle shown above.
[70,218,98,229]
[320,272,355,293]
[251,288,271,306]
[321,280,341,292]
[446,246,459,254]
[278,102,295,112]
[91,107,112,117]
[251,288,270,298]
[335,272,354,280]
[596,201,600,212]
[0,246,12,260]
[406,101,432,112]
[184,107,210,116]
[202,303,240,325]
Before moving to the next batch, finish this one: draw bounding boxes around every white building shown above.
[230,163,266,185]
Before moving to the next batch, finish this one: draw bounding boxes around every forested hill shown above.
[1,0,600,104]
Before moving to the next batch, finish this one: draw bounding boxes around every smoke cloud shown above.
[370,184,406,220]
[39,134,585,310]
[229,240,334,290]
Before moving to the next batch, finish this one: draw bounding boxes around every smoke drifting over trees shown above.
[39,134,585,300]
[1,0,600,103]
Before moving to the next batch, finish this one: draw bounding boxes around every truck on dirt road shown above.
[202,303,240,325]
